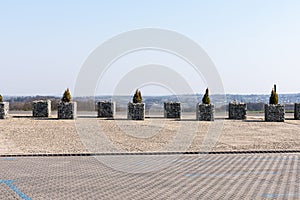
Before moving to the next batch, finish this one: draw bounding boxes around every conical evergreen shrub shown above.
[269,89,278,105]
[0,95,2,102]
[61,88,72,103]
[202,88,211,104]
[133,89,142,103]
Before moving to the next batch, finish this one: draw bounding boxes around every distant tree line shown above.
[3,96,296,112]
[215,102,294,113]
[8,96,59,111]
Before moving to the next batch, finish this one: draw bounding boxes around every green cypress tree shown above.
[133,89,142,103]
[202,88,211,104]
[0,95,2,102]
[138,90,142,102]
[269,89,278,105]
[62,88,72,103]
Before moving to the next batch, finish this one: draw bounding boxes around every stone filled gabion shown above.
[229,102,247,120]
[127,103,145,120]
[58,102,77,119]
[0,102,9,119]
[196,104,214,121]
[97,101,115,118]
[164,102,181,119]
[32,100,51,117]
[295,103,300,120]
[265,104,285,122]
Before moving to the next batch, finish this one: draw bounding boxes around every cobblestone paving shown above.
[1,153,300,199]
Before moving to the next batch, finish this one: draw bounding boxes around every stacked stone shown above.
[164,102,181,119]
[97,101,115,118]
[127,103,145,120]
[295,103,300,120]
[32,100,51,117]
[265,104,285,122]
[196,104,214,121]
[0,102,9,119]
[58,102,77,119]
[229,102,247,120]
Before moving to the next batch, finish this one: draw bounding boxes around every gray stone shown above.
[97,101,115,118]
[265,104,285,122]
[32,100,51,117]
[196,104,214,121]
[58,102,77,119]
[229,102,247,120]
[0,102,9,119]
[295,103,300,120]
[164,102,181,119]
[127,103,145,120]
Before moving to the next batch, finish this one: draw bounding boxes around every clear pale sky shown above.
[0,0,299,96]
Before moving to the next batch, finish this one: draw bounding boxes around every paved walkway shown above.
[1,153,300,199]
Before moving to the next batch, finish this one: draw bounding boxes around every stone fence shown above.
[2,99,300,121]
[265,104,285,122]
[295,103,300,120]
[196,104,214,121]
[97,101,115,118]
[58,102,77,119]
[164,102,181,119]
[32,100,51,117]
[127,103,145,120]
[229,102,247,120]
[0,102,9,119]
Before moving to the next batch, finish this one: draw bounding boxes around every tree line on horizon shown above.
[3,96,295,112]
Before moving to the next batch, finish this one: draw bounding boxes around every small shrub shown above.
[269,89,278,105]
[202,88,211,104]
[133,89,142,103]
[61,88,72,103]
[0,95,2,102]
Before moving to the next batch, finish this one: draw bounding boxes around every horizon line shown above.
[2,93,300,97]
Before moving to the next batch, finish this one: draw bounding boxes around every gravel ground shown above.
[0,112,299,154]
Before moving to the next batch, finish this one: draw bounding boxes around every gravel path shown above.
[0,113,299,154]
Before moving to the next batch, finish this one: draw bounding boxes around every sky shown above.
[0,0,300,96]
